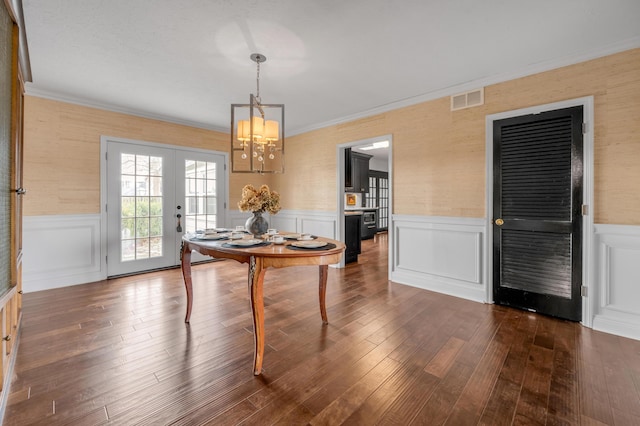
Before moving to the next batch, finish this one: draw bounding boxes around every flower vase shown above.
[245,211,268,237]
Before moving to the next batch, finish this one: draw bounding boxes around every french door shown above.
[106,141,226,277]
[365,170,389,231]
[492,106,583,321]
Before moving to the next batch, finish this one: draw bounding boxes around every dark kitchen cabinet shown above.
[352,152,371,193]
[344,149,372,193]
[345,214,362,263]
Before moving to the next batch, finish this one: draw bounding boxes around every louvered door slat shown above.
[493,106,583,321]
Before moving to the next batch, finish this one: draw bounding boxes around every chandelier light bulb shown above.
[269,153,275,160]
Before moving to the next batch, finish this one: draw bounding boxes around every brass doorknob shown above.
[495,218,504,226]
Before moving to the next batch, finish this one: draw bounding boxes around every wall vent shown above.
[450,88,484,111]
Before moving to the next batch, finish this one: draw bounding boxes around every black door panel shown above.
[493,106,583,321]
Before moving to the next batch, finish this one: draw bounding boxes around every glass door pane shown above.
[107,140,227,275]
[107,142,176,276]
[120,153,165,262]
[175,150,226,263]
[184,159,219,233]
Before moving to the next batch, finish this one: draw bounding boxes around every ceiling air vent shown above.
[450,88,484,111]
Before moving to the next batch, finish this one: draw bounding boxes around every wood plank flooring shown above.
[4,233,640,425]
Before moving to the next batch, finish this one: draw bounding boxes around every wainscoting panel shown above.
[593,224,640,340]
[228,210,337,239]
[299,217,336,239]
[23,213,640,341]
[391,215,486,302]
[23,215,103,292]
[267,214,298,235]
[23,211,339,293]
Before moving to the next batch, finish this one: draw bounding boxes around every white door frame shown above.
[484,96,595,327]
[336,134,393,275]
[100,136,229,276]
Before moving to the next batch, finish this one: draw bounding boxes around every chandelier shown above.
[230,53,285,173]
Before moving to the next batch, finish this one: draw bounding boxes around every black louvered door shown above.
[493,106,583,321]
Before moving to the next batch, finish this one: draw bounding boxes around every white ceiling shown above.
[22,0,640,135]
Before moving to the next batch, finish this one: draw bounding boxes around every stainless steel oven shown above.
[361,209,377,239]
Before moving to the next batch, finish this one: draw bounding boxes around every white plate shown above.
[197,233,229,240]
[226,239,263,247]
[282,233,301,239]
[291,241,328,249]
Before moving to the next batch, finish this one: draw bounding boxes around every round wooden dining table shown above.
[180,233,346,375]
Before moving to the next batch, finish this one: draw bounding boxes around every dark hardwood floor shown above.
[4,233,640,425]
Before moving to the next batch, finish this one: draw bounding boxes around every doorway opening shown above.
[336,134,392,274]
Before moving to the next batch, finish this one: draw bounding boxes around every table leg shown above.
[248,256,267,375]
[319,264,329,324]
[181,242,193,323]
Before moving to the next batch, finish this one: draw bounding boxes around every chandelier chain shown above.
[255,59,261,103]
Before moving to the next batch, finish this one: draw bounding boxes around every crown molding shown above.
[23,36,640,137]
[23,85,229,133]
[288,36,640,136]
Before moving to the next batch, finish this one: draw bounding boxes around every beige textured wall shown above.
[22,97,272,216]
[273,48,640,225]
[23,48,640,225]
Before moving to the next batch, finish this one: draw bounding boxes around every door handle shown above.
[495,218,504,226]
[176,213,182,232]
[15,188,26,195]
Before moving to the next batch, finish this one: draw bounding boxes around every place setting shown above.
[285,235,337,251]
[220,227,275,248]
[190,229,231,241]
[279,233,317,241]
[221,239,271,248]
[259,230,334,250]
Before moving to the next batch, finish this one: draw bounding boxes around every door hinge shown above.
[105,256,108,264]
[581,204,588,216]
[581,286,588,297]
[224,202,227,209]
[105,204,108,212]
[224,163,227,171]
[105,152,108,160]
[582,122,587,134]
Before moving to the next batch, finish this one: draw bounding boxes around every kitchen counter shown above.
[345,207,378,211]
[344,210,363,215]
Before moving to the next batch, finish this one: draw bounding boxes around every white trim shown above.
[21,209,341,293]
[23,214,104,292]
[228,209,339,239]
[485,96,595,326]
[24,86,228,133]
[591,224,640,340]
[336,135,393,272]
[390,214,486,303]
